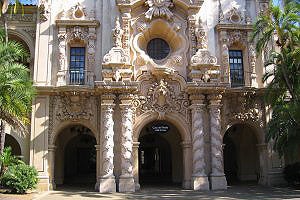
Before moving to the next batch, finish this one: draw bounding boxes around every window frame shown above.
[68,45,86,85]
[229,50,245,88]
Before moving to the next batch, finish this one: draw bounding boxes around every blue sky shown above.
[10,0,38,5]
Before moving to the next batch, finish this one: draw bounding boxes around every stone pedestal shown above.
[99,178,116,193]
[191,176,209,190]
[119,176,135,192]
[211,175,227,190]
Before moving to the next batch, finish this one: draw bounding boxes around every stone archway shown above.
[52,124,97,189]
[138,120,183,186]
[223,123,260,185]
[133,112,192,190]
[4,134,22,157]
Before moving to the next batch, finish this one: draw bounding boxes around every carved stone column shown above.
[190,95,209,190]
[119,95,135,192]
[99,94,116,193]
[208,94,227,190]
[181,141,192,189]
[133,142,140,191]
[48,145,56,190]
[95,144,101,190]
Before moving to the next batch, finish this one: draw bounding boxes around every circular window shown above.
[146,38,170,60]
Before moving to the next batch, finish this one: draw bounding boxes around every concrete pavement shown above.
[32,185,300,200]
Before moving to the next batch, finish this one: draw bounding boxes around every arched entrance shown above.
[223,123,260,185]
[4,134,21,156]
[138,121,183,187]
[54,125,96,187]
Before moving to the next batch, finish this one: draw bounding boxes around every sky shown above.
[10,0,38,5]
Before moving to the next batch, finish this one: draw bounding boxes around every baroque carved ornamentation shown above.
[120,100,134,177]
[48,93,97,145]
[224,91,263,127]
[145,0,174,21]
[195,26,207,50]
[190,49,219,83]
[133,74,190,123]
[102,17,132,82]
[39,0,50,23]
[209,95,224,176]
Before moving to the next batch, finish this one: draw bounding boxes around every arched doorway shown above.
[138,121,183,187]
[4,134,21,156]
[223,123,260,185]
[54,125,96,188]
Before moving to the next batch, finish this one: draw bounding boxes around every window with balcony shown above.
[69,47,85,85]
[229,50,244,87]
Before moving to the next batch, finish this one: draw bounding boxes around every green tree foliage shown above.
[0,28,35,154]
[252,1,300,162]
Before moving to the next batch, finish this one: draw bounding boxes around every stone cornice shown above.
[215,24,253,32]
[55,19,100,27]
[116,0,202,12]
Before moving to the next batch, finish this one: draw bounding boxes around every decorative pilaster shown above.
[248,42,258,87]
[95,144,101,190]
[181,141,192,189]
[187,14,197,57]
[208,94,227,190]
[219,31,230,83]
[190,95,209,190]
[99,94,116,193]
[257,143,268,185]
[119,95,135,192]
[132,142,140,191]
[48,145,56,190]
[57,27,67,86]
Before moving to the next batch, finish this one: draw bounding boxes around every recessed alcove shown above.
[136,19,184,62]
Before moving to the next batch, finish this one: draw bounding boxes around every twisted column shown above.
[190,95,209,190]
[99,94,116,193]
[119,95,135,192]
[208,94,227,190]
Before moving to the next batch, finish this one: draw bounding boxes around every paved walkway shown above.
[32,185,300,200]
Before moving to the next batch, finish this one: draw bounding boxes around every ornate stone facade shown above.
[5,0,285,194]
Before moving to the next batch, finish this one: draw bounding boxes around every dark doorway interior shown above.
[4,134,21,156]
[223,132,238,185]
[64,134,96,186]
[139,134,172,185]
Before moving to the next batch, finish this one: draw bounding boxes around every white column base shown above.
[119,176,135,192]
[210,175,227,190]
[99,177,116,193]
[191,176,209,190]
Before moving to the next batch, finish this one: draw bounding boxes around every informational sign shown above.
[151,124,169,133]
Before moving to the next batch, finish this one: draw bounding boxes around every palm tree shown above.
[251,1,300,161]
[0,28,35,154]
[1,0,26,43]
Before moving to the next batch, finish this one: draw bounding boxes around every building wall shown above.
[4,0,286,193]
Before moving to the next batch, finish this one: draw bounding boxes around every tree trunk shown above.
[4,13,7,44]
[0,120,6,155]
